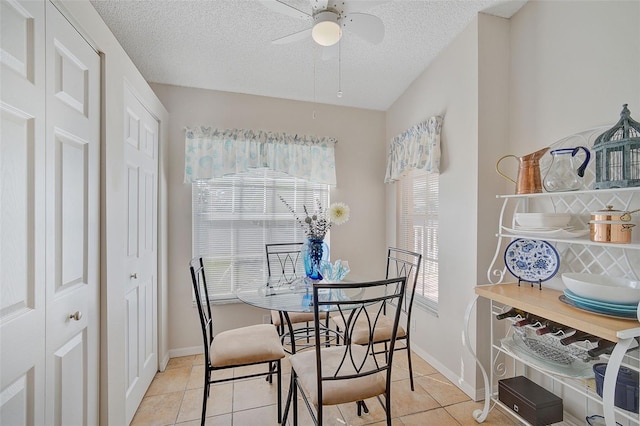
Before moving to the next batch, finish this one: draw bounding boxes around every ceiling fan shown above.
[260,0,385,48]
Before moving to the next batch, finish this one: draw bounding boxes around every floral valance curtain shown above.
[184,127,337,185]
[384,116,443,183]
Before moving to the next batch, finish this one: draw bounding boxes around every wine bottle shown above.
[514,312,546,328]
[495,307,527,320]
[587,339,615,357]
[514,317,531,327]
[560,330,595,346]
[535,320,573,336]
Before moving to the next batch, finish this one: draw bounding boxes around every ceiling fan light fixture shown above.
[312,11,342,47]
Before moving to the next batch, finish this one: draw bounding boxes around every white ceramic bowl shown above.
[561,273,640,304]
[514,212,572,229]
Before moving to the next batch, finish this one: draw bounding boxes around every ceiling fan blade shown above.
[342,12,385,44]
[321,43,338,60]
[258,0,310,19]
[272,27,312,45]
[340,0,388,15]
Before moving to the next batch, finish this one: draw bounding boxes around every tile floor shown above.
[131,351,521,425]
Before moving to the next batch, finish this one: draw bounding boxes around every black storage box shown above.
[498,376,563,425]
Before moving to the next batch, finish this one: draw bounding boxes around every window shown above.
[398,169,439,314]
[192,168,329,301]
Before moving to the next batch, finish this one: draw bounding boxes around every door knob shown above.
[69,311,82,321]
[130,273,138,279]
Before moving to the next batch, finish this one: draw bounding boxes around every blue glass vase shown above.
[302,238,329,280]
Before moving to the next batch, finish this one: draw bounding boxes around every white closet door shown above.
[44,2,100,425]
[123,85,159,424]
[0,0,46,423]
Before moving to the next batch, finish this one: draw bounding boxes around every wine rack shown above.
[498,310,603,364]
[465,284,640,425]
[467,127,640,426]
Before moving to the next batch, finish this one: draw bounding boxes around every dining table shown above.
[235,274,368,353]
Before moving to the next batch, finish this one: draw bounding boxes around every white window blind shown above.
[192,168,329,301]
[398,169,439,314]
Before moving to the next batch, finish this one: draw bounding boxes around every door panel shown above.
[127,164,140,257]
[45,3,100,425]
[1,107,34,316]
[57,130,88,288]
[0,0,37,81]
[125,286,139,391]
[0,1,45,424]
[124,86,159,423]
[52,332,86,426]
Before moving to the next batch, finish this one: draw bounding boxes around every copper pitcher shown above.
[496,147,550,194]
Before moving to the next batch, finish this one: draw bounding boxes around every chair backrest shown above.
[311,277,407,405]
[265,242,304,282]
[190,257,214,360]
[385,247,422,322]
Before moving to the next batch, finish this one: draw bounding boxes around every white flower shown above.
[328,202,350,225]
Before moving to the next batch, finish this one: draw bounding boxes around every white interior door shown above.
[44,2,100,425]
[0,1,46,424]
[123,85,159,423]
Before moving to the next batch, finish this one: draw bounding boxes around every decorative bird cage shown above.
[593,104,640,189]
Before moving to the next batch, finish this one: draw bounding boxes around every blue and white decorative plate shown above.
[504,239,560,283]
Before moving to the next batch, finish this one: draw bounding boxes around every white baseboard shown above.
[168,346,203,359]
[159,352,171,372]
[410,345,483,400]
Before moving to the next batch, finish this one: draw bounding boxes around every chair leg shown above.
[406,339,415,391]
[282,375,293,424]
[385,392,392,425]
[323,316,328,347]
[266,361,275,383]
[292,372,299,426]
[201,382,208,426]
[276,360,282,424]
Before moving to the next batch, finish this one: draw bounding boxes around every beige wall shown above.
[508,0,640,152]
[149,84,386,354]
[385,0,640,402]
[385,14,511,397]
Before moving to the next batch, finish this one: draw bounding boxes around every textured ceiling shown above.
[90,0,526,111]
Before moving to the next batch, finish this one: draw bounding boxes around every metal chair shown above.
[190,257,285,426]
[285,277,408,425]
[331,247,422,390]
[265,243,328,352]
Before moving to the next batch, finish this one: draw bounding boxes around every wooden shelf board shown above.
[476,283,639,342]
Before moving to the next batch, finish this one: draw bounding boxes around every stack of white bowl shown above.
[514,213,572,230]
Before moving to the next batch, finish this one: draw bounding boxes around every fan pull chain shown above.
[337,40,343,98]
[313,44,317,119]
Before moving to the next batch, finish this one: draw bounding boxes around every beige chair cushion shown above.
[211,324,285,367]
[330,314,406,345]
[289,346,387,406]
[271,310,327,327]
